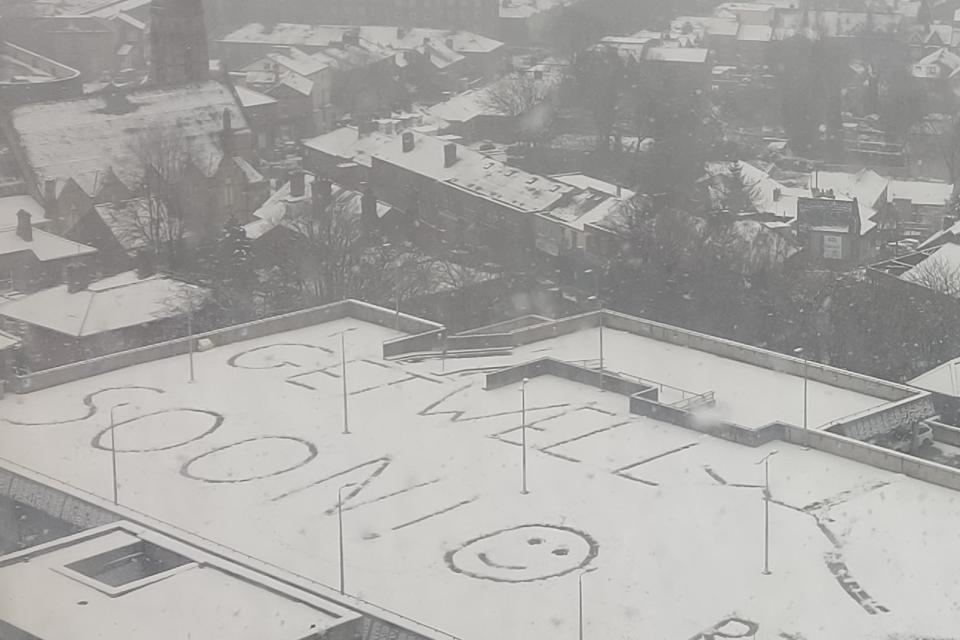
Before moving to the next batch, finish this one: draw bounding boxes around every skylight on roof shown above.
[61,539,195,596]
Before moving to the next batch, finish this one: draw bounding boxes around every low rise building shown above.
[0,210,97,295]
[0,521,362,640]
[0,40,81,105]
[888,179,954,241]
[0,270,208,370]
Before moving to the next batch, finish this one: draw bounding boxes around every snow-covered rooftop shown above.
[7,81,249,197]
[220,23,503,55]
[0,311,951,640]
[808,169,888,234]
[0,226,96,261]
[0,522,357,640]
[737,24,774,41]
[0,272,207,337]
[0,195,44,230]
[302,126,394,168]
[645,47,710,63]
[234,85,278,109]
[672,15,740,37]
[911,353,960,396]
[372,132,574,213]
[901,242,960,292]
[888,179,953,206]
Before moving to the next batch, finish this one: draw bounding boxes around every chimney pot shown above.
[443,142,458,168]
[16,209,32,241]
[401,131,415,153]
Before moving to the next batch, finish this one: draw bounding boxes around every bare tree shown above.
[904,253,960,298]
[127,126,191,267]
[480,74,558,145]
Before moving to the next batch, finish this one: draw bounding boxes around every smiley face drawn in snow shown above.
[445,524,598,583]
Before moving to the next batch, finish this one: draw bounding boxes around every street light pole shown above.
[521,377,529,495]
[109,402,130,505]
[793,347,808,430]
[340,332,350,435]
[755,450,778,575]
[337,483,355,595]
[187,291,195,383]
[578,566,597,640]
[585,269,603,372]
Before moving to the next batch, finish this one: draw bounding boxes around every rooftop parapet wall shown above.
[9,300,442,393]
[0,459,463,640]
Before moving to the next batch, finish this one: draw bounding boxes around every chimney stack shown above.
[290,171,306,198]
[43,178,57,219]
[443,142,458,168]
[221,108,234,154]
[313,176,333,202]
[15,209,32,241]
[773,187,781,201]
[361,186,378,229]
[135,249,157,278]
[65,263,92,294]
[401,131,415,153]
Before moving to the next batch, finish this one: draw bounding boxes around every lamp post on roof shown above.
[585,268,603,373]
[337,482,356,595]
[521,376,529,495]
[793,346,808,430]
[578,566,598,640]
[340,331,350,435]
[186,287,195,383]
[109,402,130,505]
[755,450,778,575]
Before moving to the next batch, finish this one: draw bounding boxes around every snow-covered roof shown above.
[737,24,774,41]
[8,80,249,197]
[84,0,151,17]
[911,352,960,395]
[672,15,740,37]
[919,217,960,249]
[235,85,277,109]
[808,169,888,234]
[540,189,627,231]
[0,195,44,230]
[705,161,811,220]
[220,23,503,55]
[0,226,96,261]
[427,87,505,122]
[0,271,207,337]
[371,132,574,213]
[888,179,953,206]
[302,126,394,168]
[0,523,356,640]
[550,173,635,199]
[93,197,154,252]
[245,174,395,240]
[644,47,710,63]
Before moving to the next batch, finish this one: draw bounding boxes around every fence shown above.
[483,357,656,399]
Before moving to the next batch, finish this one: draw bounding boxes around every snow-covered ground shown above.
[2,318,959,639]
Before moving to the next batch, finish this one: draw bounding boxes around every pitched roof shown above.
[888,179,953,205]
[234,85,277,108]
[808,169,888,233]
[302,126,393,167]
[0,271,208,337]
[371,132,574,213]
[7,80,249,198]
[244,174,395,240]
[220,23,503,55]
[0,195,44,230]
[0,226,96,261]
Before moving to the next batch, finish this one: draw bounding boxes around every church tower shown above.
[149,0,210,85]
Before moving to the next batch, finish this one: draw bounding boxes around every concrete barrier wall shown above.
[457,315,552,335]
[929,419,960,447]
[0,466,118,530]
[825,394,937,440]
[483,358,653,398]
[510,311,600,346]
[781,425,960,491]
[382,329,446,358]
[628,394,782,447]
[601,310,914,402]
[446,333,514,351]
